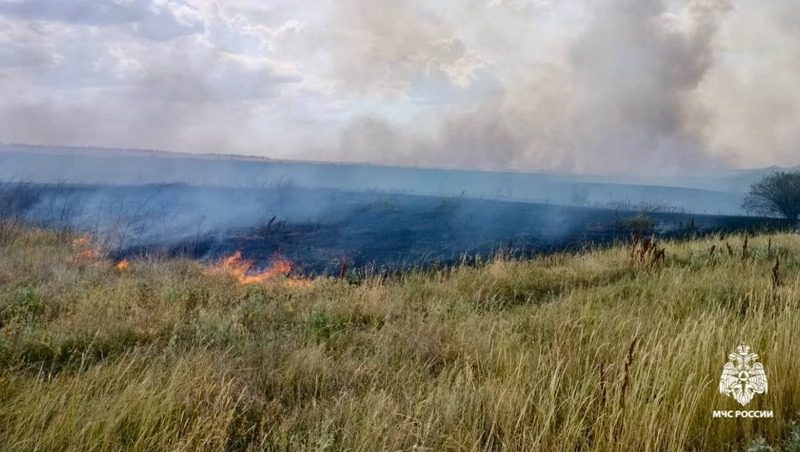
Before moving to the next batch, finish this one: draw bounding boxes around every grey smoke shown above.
[338,0,736,175]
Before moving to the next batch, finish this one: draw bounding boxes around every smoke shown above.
[560,0,733,174]
[327,0,490,96]
[337,0,736,175]
[0,0,798,173]
[698,1,800,168]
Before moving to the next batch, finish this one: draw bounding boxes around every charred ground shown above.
[0,182,786,277]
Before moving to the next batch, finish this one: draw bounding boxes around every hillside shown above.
[0,226,799,450]
[0,144,758,215]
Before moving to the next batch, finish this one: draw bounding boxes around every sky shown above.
[0,0,798,175]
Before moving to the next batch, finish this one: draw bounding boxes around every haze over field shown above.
[1,0,799,175]
[0,143,773,215]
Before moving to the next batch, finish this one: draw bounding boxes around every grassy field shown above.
[0,227,799,451]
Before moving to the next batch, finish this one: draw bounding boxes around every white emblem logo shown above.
[719,345,767,406]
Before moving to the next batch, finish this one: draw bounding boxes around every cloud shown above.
[0,0,199,40]
[0,1,305,154]
[0,0,798,173]
[0,16,60,69]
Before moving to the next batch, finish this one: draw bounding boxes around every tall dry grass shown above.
[0,227,799,451]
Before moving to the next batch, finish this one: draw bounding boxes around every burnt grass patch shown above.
[1,182,787,277]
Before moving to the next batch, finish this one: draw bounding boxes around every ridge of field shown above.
[0,144,763,215]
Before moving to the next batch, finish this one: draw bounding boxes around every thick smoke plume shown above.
[339,0,735,175]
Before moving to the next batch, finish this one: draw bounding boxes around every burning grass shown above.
[211,251,311,287]
[0,226,799,451]
[70,233,101,262]
[114,259,129,272]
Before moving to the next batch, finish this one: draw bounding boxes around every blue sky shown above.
[0,0,798,174]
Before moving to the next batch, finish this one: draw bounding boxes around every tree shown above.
[743,171,800,227]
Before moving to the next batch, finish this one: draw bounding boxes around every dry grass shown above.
[1,226,799,451]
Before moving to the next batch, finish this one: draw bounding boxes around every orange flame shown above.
[115,259,130,272]
[72,234,101,262]
[215,251,294,284]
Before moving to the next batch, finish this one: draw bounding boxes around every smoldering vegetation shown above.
[0,180,785,277]
[1,147,791,276]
